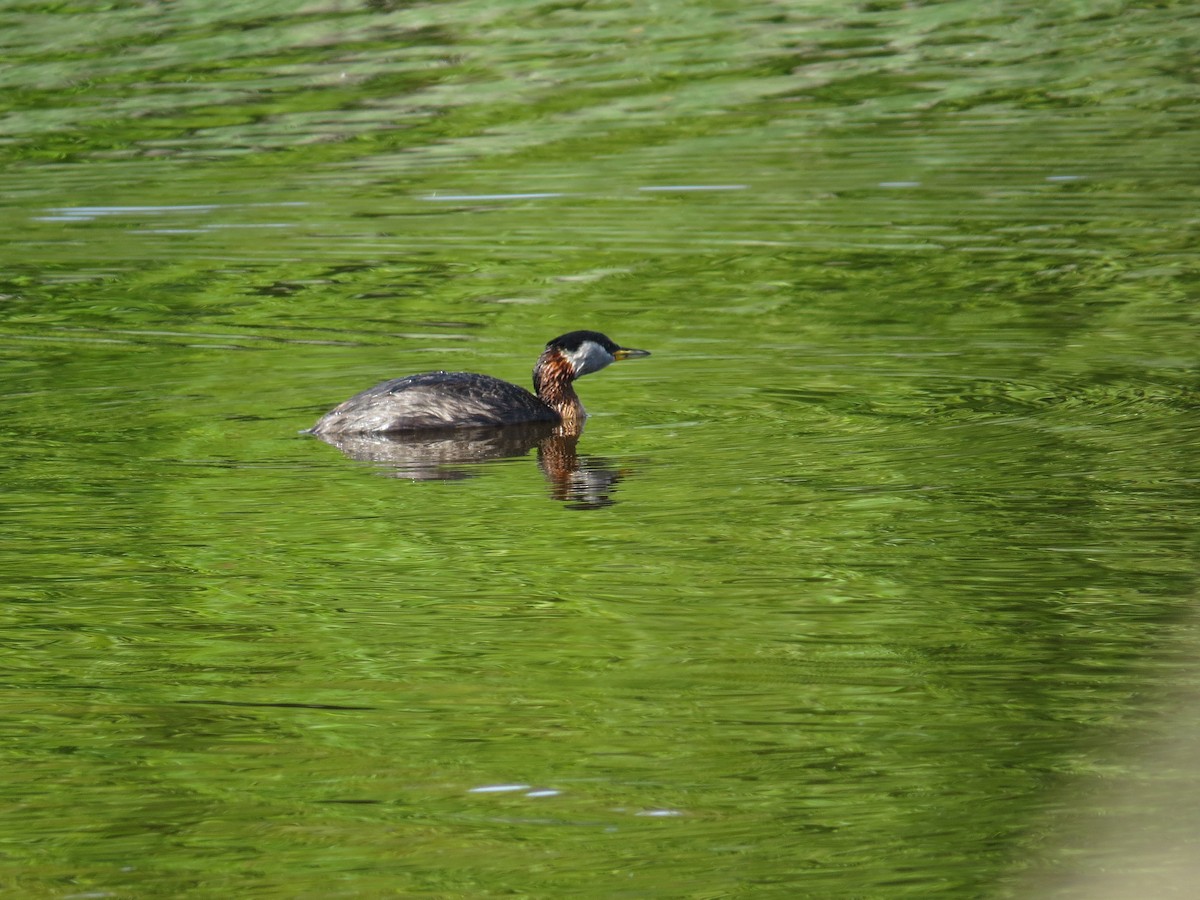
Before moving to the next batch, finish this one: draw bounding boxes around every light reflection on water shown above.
[1,0,1197,896]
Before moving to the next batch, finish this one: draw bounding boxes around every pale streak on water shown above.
[0,1,1196,897]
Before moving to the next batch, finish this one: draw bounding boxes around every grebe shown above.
[309,330,650,435]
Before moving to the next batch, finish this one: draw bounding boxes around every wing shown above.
[309,372,558,434]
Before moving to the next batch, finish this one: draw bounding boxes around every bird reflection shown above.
[310,421,629,509]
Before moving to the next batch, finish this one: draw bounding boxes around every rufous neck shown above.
[533,349,584,422]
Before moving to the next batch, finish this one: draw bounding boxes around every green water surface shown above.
[1,1,1198,897]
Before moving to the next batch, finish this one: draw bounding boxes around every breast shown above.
[309,372,559,434]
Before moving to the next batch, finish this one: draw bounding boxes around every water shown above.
[2,1,1198,896]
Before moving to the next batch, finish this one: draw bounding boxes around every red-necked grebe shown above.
[309,330,650,435]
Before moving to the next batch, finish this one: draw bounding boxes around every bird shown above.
[308,330,650,435]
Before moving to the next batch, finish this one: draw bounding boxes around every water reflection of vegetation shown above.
[1,0,1198,896]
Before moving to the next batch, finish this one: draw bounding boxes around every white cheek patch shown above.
[566,340,615,377]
